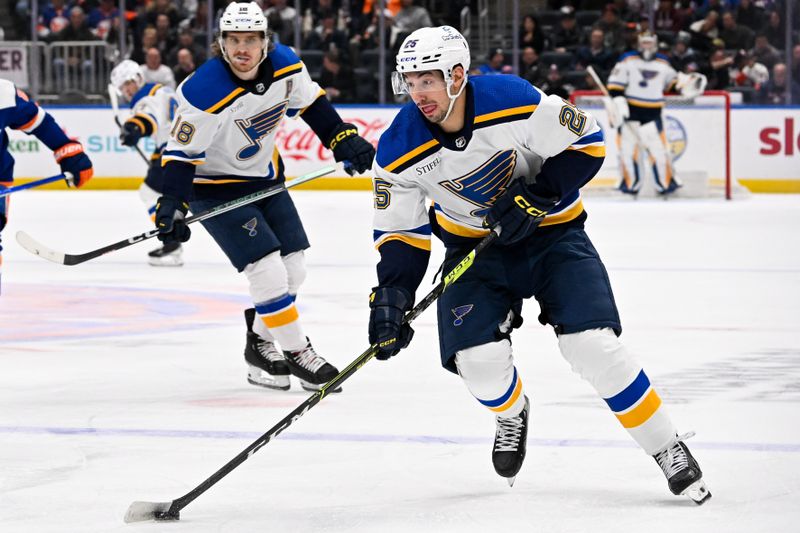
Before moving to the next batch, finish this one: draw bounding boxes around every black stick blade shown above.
[124,501,178,523]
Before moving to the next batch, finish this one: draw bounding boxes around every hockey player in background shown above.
[605,32,706,196]
[0,77,93,291]
[367,26,710,503]
[109,60,183,266]
[155,2,375,392]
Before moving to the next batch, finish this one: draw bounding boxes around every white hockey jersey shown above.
[162,44,323,184]
[126,82,177,155]
[372,75,606,251]
[607,51,677,109]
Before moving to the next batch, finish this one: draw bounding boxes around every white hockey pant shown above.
[245,250,307,351]
[558,328,677,455]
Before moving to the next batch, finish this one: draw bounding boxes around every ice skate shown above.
[243,308,290,390]
[283,338,342,393]
[653,432,711,505]
[492,395,530,487]
[147,241,183,267]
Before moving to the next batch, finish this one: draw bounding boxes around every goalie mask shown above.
[638,32,658,61]
[217,1,269,69]
[392,26,471,122]
[110,59,144,99]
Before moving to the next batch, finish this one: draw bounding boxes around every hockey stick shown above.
[124,228,500,523]
[108,83,149,164]
[16,166,335,266]
[0,173,68,197]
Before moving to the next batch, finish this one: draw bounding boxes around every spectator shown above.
[520,14,546,54]
[575,28,615,75]
[391,0,433,48]
[792,44,800,83]
[52,6,97,42]
[733,52,769,89]
[707,48,733,90]
[654,0,685,33]
[87,0,118,40]
[670,32,702,73]
[538,64,573,99]
[265,0,298,45]
[689,10,720,52]
[167,28,206,68]
[154,13,177,57]
[758,63,800,104]
[719,11,754,50]
[304,10,350,58]
[553,9,584,52]
[735,0,765,33]
[593,5,626,53]
[172,48,195,85]
[51,7,98,92]
[318,50,356,103]
[750,33,781,71]
[141,48,176,89]
[130,26,157,65]
[39,0,71,38]
[763,10,786,50]
[478,49,512,75]
[143,0,180,29]
[182,0,209,34]
[611,0,636,23]
[518,46,542,85]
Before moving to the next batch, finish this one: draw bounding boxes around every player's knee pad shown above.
[243,251,289,303]
[557,328,641,398]
[455,340,514,400]
[282,250,306,295]
[138,182,160,207]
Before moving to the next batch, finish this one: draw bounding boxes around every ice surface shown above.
[1,190,799,532]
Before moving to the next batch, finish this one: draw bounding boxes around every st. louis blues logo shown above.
[242,217,258,237]
[451,304,474,326]
[235,101,288,160]
[439,150,517,217]
[638,69,660,87]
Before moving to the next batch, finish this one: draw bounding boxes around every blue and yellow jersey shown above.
[372,75,605,255]
[126,82,177,154]
[607,51,677,110]
[162,44,323,183]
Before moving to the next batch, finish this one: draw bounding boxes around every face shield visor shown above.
[391,71,450,96]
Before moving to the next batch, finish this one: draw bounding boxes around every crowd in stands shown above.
[6,0,800,104]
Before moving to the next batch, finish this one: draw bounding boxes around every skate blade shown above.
[247,372,291,391]
[507,476,516,487]
[300,380,342,393]
[681,479,712,505]
[148,258,184,267]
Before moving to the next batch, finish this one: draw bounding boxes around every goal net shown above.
[570,90,747,199]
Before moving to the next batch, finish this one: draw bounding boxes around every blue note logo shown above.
[242,217,258,237]
[439,149,517,217]
[234,101,288,160]
[451,304,474,326]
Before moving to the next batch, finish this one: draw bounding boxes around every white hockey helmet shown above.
[638,32,658,60]
[217,1,269,67]
[110,59,144,94]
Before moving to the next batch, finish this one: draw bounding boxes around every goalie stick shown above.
[123,228,500,523]
[0,173,68,198]
[15,166,335,266]
[108,83,149,164]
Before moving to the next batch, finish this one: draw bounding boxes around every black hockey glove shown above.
[120,121,144,147]
[368,286,415,360]
[155,195,192,244]
[328,122,375,175]
[484,179,556,246]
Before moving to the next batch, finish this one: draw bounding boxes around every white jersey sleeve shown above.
[130,84,177,148]
[525,90,604,160]
[372,162,431,252]
[286,64,325,117]
[162,87,221,166]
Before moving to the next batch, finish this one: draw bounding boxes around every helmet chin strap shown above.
[441,73,468,123]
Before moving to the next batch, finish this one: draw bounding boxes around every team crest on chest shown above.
[234,100,288,160]
[438,149,518,217]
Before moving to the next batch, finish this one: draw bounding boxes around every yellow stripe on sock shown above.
[260,305,299,328]
[615,389,662,428]
[489,376,523,413]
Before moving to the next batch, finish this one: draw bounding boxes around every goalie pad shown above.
[676,72,707,99]
[603,96,629,129]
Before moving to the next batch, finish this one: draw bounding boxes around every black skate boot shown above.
[244,308,290,391]
[492,395,530,487]
[148,241,183,267]
[653,432,711,505]
[283,338,342,393]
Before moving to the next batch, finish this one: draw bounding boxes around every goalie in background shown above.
[604,33,707,197]
[110,60,183,266]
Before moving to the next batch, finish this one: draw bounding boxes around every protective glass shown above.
[391,71,448,95]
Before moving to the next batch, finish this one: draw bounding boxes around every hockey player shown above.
[110,60,183,266]
[1,77,93,290]
[368,26,711,503]
[605,32,706,196]
[155,2,375,392]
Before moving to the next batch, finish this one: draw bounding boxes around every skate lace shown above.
[655,431,695,479]
[494,414,525,452]
[256,340,285,363]
[291,345,327,373]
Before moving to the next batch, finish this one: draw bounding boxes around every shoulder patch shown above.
[376,103,440,174]
[620,51,640,61]
[471,76,540,129]
[180,58,244,114]
[269,43,303,81]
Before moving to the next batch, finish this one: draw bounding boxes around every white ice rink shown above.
[1,190,799,532]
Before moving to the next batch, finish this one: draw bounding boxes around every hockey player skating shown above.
[367,26,710,503]
[155,2,375,392]
[605,32,706,196]
[109,60,183,266]
[1,77,93,291]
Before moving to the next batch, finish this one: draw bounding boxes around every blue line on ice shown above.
[1,425,798,452]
